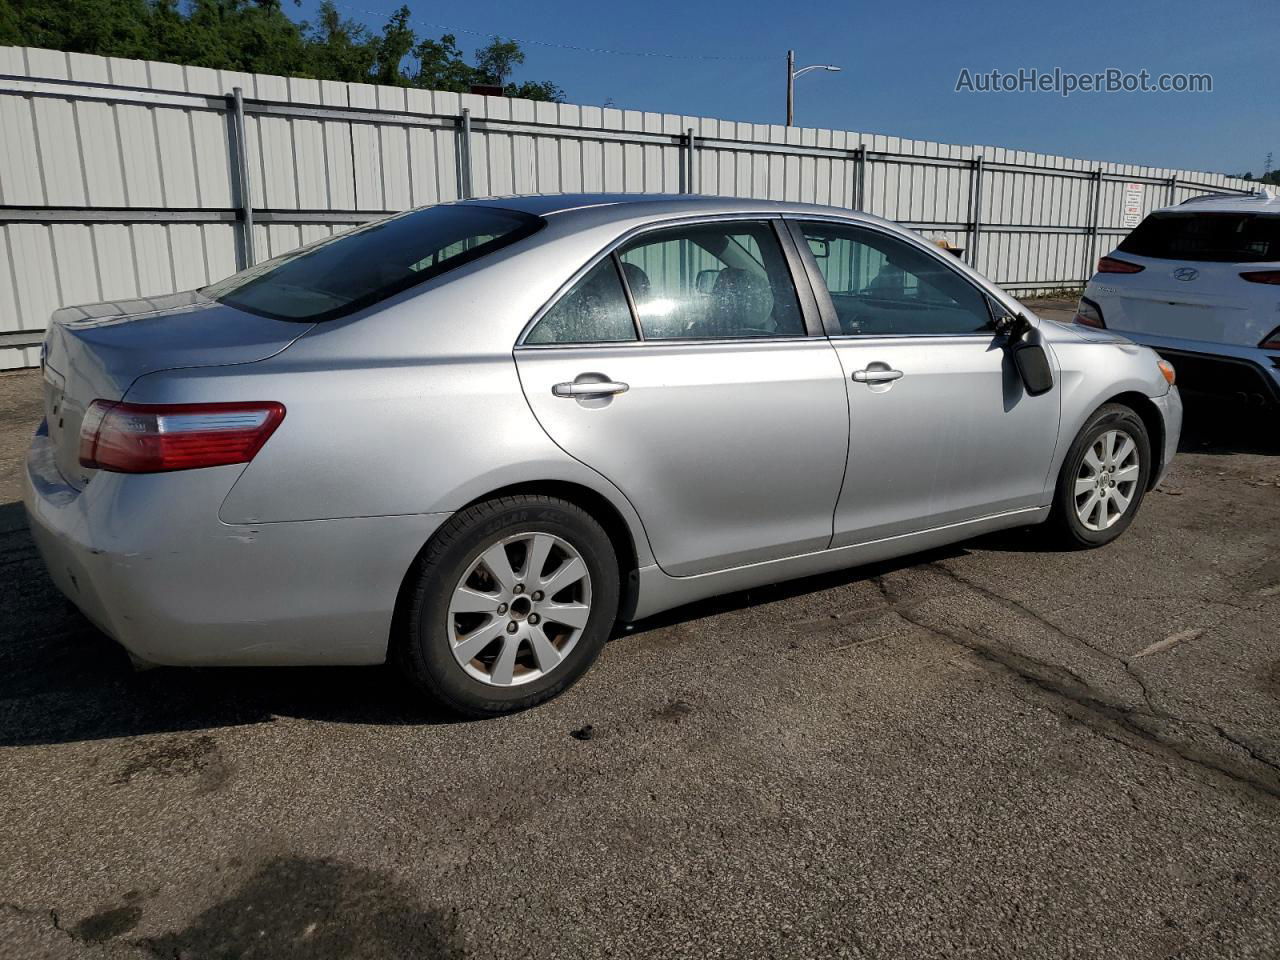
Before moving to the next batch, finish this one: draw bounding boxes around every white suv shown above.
[1076,189,1280,408]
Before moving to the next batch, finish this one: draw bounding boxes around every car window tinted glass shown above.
[204,205,543,322]
[798,221,992,336]
[616,222,805,340]
[1118,212,1280,263]
[525,258,638,344]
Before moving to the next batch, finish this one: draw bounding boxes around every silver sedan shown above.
[24,194,1182,716]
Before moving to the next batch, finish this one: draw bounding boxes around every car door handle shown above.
[852,368,904,383]
[552,380,630,398]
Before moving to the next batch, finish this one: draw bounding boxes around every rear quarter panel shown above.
[127,354,650,567]
[126,353,656,585]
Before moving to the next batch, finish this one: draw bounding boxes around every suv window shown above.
[205,205,543,322]
[616,222,805,340]
[525,258,638,344]
[1118,212,1280,263]
[797,221,992,336]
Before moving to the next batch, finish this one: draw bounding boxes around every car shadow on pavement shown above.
[0,494,976,747]
[0,500,467,746]
[1177,394,1280,456]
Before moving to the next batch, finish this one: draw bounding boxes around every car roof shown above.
[1159,187,1280,216]
[457,192,894,227]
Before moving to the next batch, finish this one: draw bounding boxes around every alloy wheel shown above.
[447,532,593,686]
[1073,428,1141,532]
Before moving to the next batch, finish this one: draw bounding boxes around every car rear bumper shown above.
[23,422,449,666]
[1120,334,1280,408]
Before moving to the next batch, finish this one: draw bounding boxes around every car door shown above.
[787,218,1061,547]
[515,218,849,577]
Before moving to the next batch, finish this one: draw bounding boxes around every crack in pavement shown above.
[925,561,1166,713]
[870,564,1280,804]
[892,604,1280,803]
[0,902,95,950]
[1213,726,1280,776]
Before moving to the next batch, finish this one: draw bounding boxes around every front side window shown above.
[524,258,637,345]
[616,222,806,340]
[205,205,543,322]
[797,221,992,336]
[1118,212,1280,263]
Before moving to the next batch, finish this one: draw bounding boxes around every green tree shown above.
[474,35,522,86]
[410,32,475,92]
[507,79,565,103]
[305,0,375,83]
[0,0,18,46]
[476,36,564,101]
[1234,170,1280,187]
[2,0,156,59]
[371,4,413,86]
[0,0,566,100]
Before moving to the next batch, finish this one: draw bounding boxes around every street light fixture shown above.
[786,50,841,126]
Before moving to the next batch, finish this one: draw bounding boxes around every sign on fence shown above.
[1121,182,1145,229]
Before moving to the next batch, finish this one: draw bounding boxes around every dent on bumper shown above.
[23,427,450,666]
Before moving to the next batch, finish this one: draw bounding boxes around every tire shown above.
[1045,403,1152,549]
[395,494,620,717]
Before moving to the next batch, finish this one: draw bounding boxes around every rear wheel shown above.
[396,495,619,717]
[1046,403,1151,548]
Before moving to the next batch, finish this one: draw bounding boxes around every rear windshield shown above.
[1118,211,1280,264]
[204,205,543,321]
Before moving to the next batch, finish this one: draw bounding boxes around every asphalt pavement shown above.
[1,304,1278,959]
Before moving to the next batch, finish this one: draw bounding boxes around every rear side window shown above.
[1118,212,1280,263]
[525,258,638,344]
[616,221,805,340]
[205,205,543,321]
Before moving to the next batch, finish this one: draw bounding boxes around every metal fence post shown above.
[1081,168,1104,284]
[853,145,866,211]
[227,87,255,268]
[966,155,984,268]
[684,128,697,195]
[1166,175,1177,207]
[457,108,474,200]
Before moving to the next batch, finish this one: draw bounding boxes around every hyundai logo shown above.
[1173,267,1199,282]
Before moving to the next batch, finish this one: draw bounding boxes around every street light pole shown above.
[786,49,795,127]
[785,51,842,126]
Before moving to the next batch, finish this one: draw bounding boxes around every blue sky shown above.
[300,0,1276,177]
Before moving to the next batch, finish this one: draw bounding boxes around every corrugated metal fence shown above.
[0,44,1257,369]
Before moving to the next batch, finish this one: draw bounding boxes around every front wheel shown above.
[396,494,620,717]
[1046,403,1152,548]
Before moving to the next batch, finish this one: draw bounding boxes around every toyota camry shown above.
[24,194,1182,716]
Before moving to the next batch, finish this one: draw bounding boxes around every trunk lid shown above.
[41,291,313,489]
[1091,256,1279,347]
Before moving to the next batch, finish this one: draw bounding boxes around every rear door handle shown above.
[852,368,903,383]
[552,380,630,398]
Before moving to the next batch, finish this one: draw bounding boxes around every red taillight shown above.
[1241,270,1280,285]
[1260,327,1280,350]
[1073,297,1105,329]
[1097,256,1145,274]
[78,401,285,473]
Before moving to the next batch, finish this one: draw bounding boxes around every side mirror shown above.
[695,269,719,295]
[995,309,1054,396]
[1012,340,1054,396]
